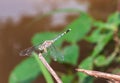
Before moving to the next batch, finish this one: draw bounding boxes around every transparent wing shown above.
[48,44,64,61]
[19,44,41,56]
[19,46,36,56]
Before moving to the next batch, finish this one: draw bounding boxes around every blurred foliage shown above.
[9,11,120,83]
[63,13,92,44]
[61,74,74,83]
[62,44,79,65]
[9,57,40,83]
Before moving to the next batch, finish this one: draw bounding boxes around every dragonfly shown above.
[20,29,71,61]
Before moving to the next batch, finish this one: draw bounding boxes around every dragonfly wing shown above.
[48,44,64,61]
[20,46,35,56]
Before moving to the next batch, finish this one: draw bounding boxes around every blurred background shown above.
[0,0,119,83]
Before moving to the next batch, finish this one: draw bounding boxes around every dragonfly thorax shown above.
[38,40,53,53]
[42,40,53,48]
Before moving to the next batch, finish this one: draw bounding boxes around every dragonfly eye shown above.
[66,29,71,33]
[40,49,44,53]
[34,49,44,54]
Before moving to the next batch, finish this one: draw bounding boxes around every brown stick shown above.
[76,68,120,82]
[38,53,62,83]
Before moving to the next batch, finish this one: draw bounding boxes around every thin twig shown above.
[114,29,120,46]
[113,28,120,56]
[76,68,120,82]
[38,53,62,83]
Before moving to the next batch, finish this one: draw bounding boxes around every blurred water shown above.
[0,0,88,23]
[0,0,36,22]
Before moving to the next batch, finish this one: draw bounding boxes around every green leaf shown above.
[94,21,106,29]
[64,13,92,43]
[62,44,79,65]
[94,55,106,67]
[9,57,41,83]
[78,56,94,82]
[61,74,74,83]
[85,28,102,43]
[79,56,94,69]
[82,76,94,83]
[107,12,120,26]
[94,54,116,67]
[91,32,113,57]
[94,21,117,33]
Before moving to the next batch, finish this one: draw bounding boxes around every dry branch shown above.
[76,68,120,82]
[38,53,62,83]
